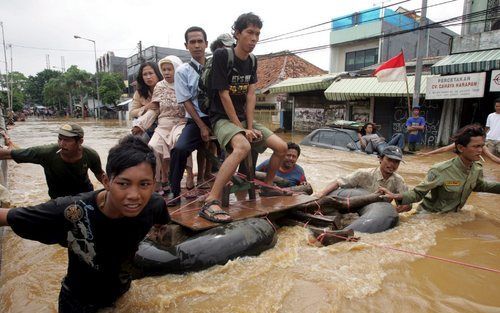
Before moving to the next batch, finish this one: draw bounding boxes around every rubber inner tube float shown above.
[134,218,277,276]
[329,188,399,233]
[286,188,399,234]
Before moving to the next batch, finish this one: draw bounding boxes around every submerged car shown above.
[300,121,364,151]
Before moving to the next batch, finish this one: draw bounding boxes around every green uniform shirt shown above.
[401,157,500,213]
[11,144,103,199]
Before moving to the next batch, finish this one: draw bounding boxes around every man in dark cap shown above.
[0,123,104,198]
[318,145,411,212]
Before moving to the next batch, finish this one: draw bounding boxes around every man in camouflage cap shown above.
[318,145,411,213]
[0,123,104,198]
[380,125,500,213]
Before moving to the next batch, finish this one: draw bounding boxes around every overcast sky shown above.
[1,0,464,76]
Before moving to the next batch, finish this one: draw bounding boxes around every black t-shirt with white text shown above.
[7,191,170,305]
[210,48,257,125]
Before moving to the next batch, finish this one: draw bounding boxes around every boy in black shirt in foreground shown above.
[0,135,170,312]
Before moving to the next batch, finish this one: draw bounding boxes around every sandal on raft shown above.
[199,199,232,223]
[259,186,293,197]
[157,182,170,196]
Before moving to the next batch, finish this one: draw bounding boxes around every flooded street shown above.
[1,119,499,313]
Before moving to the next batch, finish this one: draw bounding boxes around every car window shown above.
[317,130,335,145]
[334,132,353,147]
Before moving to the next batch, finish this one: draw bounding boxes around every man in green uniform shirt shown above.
[0,123,104,198]
[380,124,500,213]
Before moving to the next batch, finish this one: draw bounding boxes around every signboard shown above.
[490,70,500,92]
[426,72,486,99]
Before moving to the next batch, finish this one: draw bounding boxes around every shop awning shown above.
[269,73,343,94]
[431,49,500,75]
[324,75,436,101]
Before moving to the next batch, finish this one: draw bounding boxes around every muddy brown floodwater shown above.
[1,119,499,313]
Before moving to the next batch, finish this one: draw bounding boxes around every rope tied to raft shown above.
[311,231,500,274]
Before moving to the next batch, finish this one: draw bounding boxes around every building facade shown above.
[96,51,127,80]
[329,6,456,73]
[429,0,500,144]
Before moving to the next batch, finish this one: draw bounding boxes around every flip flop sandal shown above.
[199,199,232,223]
[161,182,170,193]
[183,189,199,199]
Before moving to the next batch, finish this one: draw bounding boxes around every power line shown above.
[9,44,133,54]
[273,9,496,57]
[260,0,458,45]
[260,0,412,42]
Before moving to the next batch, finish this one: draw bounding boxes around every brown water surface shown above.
[1,119,499,313]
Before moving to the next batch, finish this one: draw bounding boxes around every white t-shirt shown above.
[486,112,500,140]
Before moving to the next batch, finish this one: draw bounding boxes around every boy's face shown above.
[103,162,155,218]
[235,24,260,54]
[185,31,207,60]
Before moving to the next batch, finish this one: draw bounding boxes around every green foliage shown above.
[2,66,126,113]
[41,66,93,113]
[97,72,126,105]
[0,71,27,111]
[43,77,67,108]
[24,69,62,105]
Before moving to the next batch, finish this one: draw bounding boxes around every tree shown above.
[24,69,62,106]
[43,77,67,110]
[61,66,93,115]
[97,72,126,105]
[0,71,27,111]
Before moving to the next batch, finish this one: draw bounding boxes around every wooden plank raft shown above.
[168,194,317,231]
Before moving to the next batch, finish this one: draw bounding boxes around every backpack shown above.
[190,47,256,115]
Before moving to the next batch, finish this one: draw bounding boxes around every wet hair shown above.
[106,135,156,179]
[136,61,162,99]
[287,142,301,157]
[451,124,485,154]
[360,122,377,136]
[232,12,263,35]
[184,26,207,43]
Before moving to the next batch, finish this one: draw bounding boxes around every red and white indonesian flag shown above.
[372,51,406,82]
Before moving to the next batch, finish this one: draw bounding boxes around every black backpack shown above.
[191,47,256,114]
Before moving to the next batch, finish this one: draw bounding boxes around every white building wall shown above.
[329,39,380,72]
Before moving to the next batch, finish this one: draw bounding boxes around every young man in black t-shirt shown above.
[0,135,170,313]
[200,13,290,223]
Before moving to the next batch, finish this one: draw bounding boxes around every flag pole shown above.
[402,49,411,117]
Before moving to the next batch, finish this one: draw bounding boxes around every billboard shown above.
[426,72,486,99]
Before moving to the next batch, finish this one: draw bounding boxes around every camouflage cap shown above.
[58,123,84,138]
[381,145,404,162]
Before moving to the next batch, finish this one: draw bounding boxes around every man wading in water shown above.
[0,135,170,312]
[0,123,104,198]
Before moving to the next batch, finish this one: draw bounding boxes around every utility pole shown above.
[8,44,13,110]
[138,41,143,62]
[412,0,428,107]
[61,56,66,72]
[0,22,11,111]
